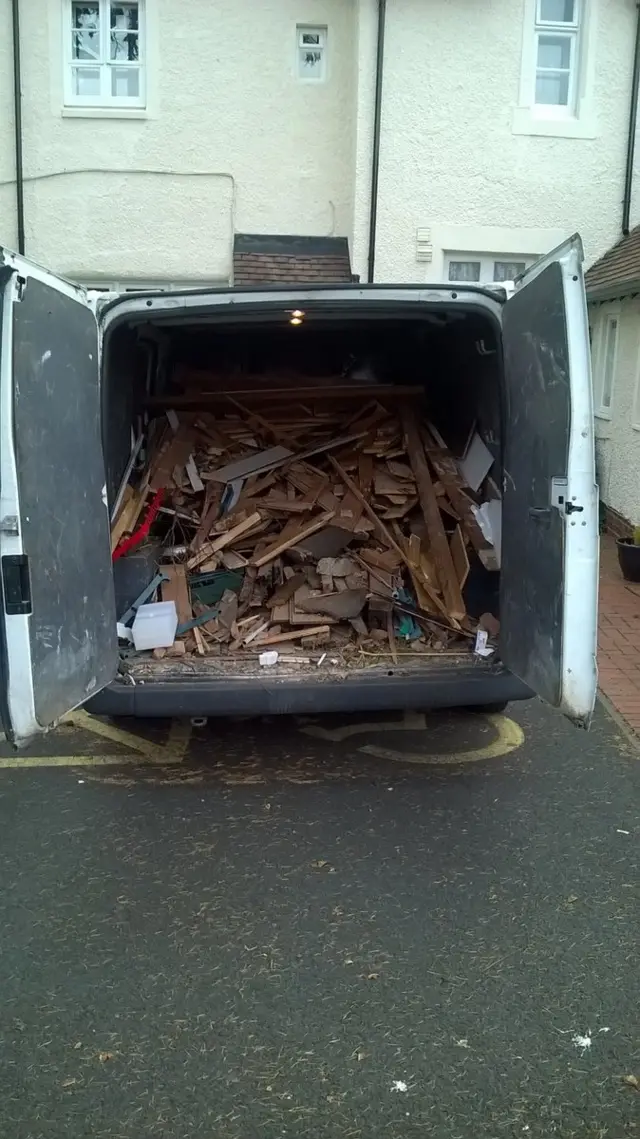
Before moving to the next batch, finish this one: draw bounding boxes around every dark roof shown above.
[585,226,640,298]
[233,234,353,286]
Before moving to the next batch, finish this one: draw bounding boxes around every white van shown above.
[0,236,598,747]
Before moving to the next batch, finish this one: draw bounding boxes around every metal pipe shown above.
[622,2,640,235]
[367,0,386,283]
[11,0,25,255]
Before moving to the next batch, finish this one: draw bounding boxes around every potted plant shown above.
[617,525,640,582]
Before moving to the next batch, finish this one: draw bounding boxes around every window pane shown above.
[72,66,101,95]
[535,71,570,104]
[111,30,139,60]
[537,34,572,69]
[602,318,618,409]
[111,66,140,96]
[448,261,481,283]
[298,48,324,78]
[538,0,575,22]
[72,3,99,29]
[72,28,100,60]
[301,32,321,45]
[110,4,138,31]
[494,261,526,282]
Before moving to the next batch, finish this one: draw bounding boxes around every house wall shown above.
[0,0,639,285]
[0,0,356,283]
[592,297,640,527]
[350,0,640,283]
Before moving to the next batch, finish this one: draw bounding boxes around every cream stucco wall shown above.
[1,0,640,285]
[593,298,640,525]
[349,0,640,283]
[0,0,356,282]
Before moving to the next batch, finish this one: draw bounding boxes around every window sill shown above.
[62,106,149,120]
[511,106,597,139]
[595,410,612,423]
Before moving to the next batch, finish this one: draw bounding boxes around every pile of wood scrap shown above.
[110,385,501,662]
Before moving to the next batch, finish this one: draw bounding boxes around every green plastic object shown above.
[188,569,244,607]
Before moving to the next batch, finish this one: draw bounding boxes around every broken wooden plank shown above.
[205,446,294,484]
[187,512,262,570]
[400,407,465,621]
[266,573,307,609]
[450,524,470,589]
[161,565,193,627]
[297,588,367,621]
[358,546,403,573]
[252,511,335,568]
[254,625,331,646]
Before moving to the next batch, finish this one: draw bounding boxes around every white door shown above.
[501,234,598,726]
[0,249,118,746]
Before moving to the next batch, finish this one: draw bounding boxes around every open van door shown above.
[0,250,118,746]
[501,234,598,727]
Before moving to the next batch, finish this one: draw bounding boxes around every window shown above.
[297,26,326,81]
[534,0,580,111]
[593,313,619,418]
[65,1,144,107]
[445,254,532,284]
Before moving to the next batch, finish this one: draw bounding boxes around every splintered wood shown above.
[110,381,501,662]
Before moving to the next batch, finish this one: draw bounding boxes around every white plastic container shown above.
[131,600,178,651]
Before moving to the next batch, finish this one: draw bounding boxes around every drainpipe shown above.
[367,0,386,283]
[622,2,640,236]
[11,0,25,255]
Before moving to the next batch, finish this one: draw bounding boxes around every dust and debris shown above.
[571,1032,592,1053]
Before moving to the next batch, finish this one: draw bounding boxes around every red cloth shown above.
[112,488,164,561]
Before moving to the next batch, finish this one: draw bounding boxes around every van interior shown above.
[103,298,504,684]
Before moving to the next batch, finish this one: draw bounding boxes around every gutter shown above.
[367,0,386,283]
[622,1,640,236]
[11,0,25,255]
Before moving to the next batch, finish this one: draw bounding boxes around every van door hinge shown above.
[0,516,19,535]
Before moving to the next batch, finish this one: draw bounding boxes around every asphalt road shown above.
[0,699,638,1139]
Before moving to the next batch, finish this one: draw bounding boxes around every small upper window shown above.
[297,26,326,81]
[66,1,144,107]
[534,0,580,111]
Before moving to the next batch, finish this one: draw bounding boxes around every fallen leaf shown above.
[73,1041,82,1050]
[61,1078,78,1088]
[311,860,329,869]
[366,972,380,981]
[98,1051,115,1063]
[567,894,579,904]
[622,1074,639,1090]
[391,1079,408,1093]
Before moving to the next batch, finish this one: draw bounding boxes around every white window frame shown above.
[592,309,620,420]
[513,0,597,138]
[632,336,640,431]
[444,253,535,284]
[533,0,581,117]
[296,25,327,82]
[64,1,145,109]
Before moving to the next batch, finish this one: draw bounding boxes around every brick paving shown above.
[598,534,640,732]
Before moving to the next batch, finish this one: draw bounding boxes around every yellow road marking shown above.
[300,711,525,765]
[0,712,192,769]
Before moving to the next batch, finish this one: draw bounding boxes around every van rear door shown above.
[0,250,117,746]
[500,234,598,726]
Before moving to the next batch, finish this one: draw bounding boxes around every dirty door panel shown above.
[501,261,569,707]
[12,276,117,725]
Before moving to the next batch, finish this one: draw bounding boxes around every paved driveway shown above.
[0,700,638,1138]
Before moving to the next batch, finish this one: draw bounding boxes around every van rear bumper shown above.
[85,667,532,718]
